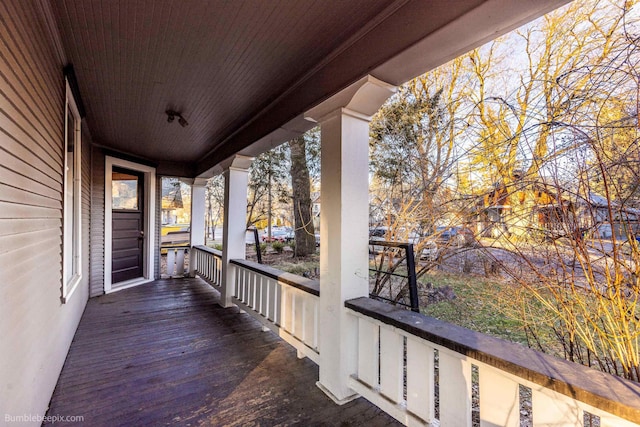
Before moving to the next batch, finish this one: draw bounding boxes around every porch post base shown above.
[315,381,359,405]
[217,300,234,309]
[216,293,235,308]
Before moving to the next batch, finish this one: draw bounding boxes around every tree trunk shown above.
[289,136,316,256]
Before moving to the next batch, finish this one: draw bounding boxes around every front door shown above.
[111,168,144,284]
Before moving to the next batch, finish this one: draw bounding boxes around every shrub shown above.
[272,242,285,253]
[259,243,267,255]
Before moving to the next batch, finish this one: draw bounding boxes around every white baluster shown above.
[248,271,255,308]
[253,272,259,311]
[532,388,582,426]
[237,267,244,300]
[202,254,207,280]
[274,280,282,326]
[357,317,379,389]
[478,365,519,427]
[294,291,304,339]
[256,275,264,315]
[202,252,205,277]
[406,337,435,424]
[210,254,214,280]
[281,286,292,332]
[439,349,472,427]
[233,267,239,299]
[206,253,210,280]
[167,249,176,276]
[241,269,248,301]
[213,257,217,282]
[598,412,638,427]
[202,252,207,278]
[265,279,274,322]
[176,249,185,276]
[379,325,403,404]
[244,270,250,304]
[303,296,316,348]
[250,275,257,313]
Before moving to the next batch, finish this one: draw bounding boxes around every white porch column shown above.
[189,179,207,277]
[305,75,396,403]
[220,155,253,308]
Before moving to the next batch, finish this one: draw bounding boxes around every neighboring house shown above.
[161,179,184,225]
[476,179,640,241]
[476,182,511,237]
[529,183,577,237]
[579,192,640,239]
[476,181,578,238]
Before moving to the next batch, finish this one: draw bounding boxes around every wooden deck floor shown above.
[45,278,400,426]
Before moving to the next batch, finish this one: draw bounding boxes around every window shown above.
[112,170,140,210]
[62,80,82,302]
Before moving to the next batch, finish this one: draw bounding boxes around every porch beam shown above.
[305,75,396,403]
[220,155,253,308]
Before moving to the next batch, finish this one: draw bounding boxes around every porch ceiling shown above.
[49,0,569,177]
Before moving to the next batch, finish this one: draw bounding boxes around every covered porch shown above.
[3,1,640,426]
[46,249,640,426]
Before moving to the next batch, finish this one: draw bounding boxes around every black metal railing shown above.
[247,227,262,264]
[368,240,419,312]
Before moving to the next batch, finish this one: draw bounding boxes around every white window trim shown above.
[104,156,156,293]
[62,80,82,303]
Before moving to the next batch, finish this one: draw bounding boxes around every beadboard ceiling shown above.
[49,0,569,177]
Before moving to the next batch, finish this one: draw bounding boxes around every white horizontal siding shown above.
[0,217,60,236]
[0,113,62,178]
[0,182,61,209]
[0,200,60,218]
[89,146,104,297]
[0,1,62,138]
[0,164,61,199]
[0,1,89,424]
[82,125,91,297]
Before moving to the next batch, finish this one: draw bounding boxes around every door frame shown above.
[104,156,156,293]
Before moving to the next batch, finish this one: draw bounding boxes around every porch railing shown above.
[164,246,189,277]
[230,259,320,364]
[190,245,639,426]
[346,296,640,427]
[192,245,223,288]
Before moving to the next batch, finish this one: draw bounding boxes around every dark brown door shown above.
[111,168,144,283]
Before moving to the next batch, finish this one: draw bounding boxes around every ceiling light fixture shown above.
[165,109,188,127]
